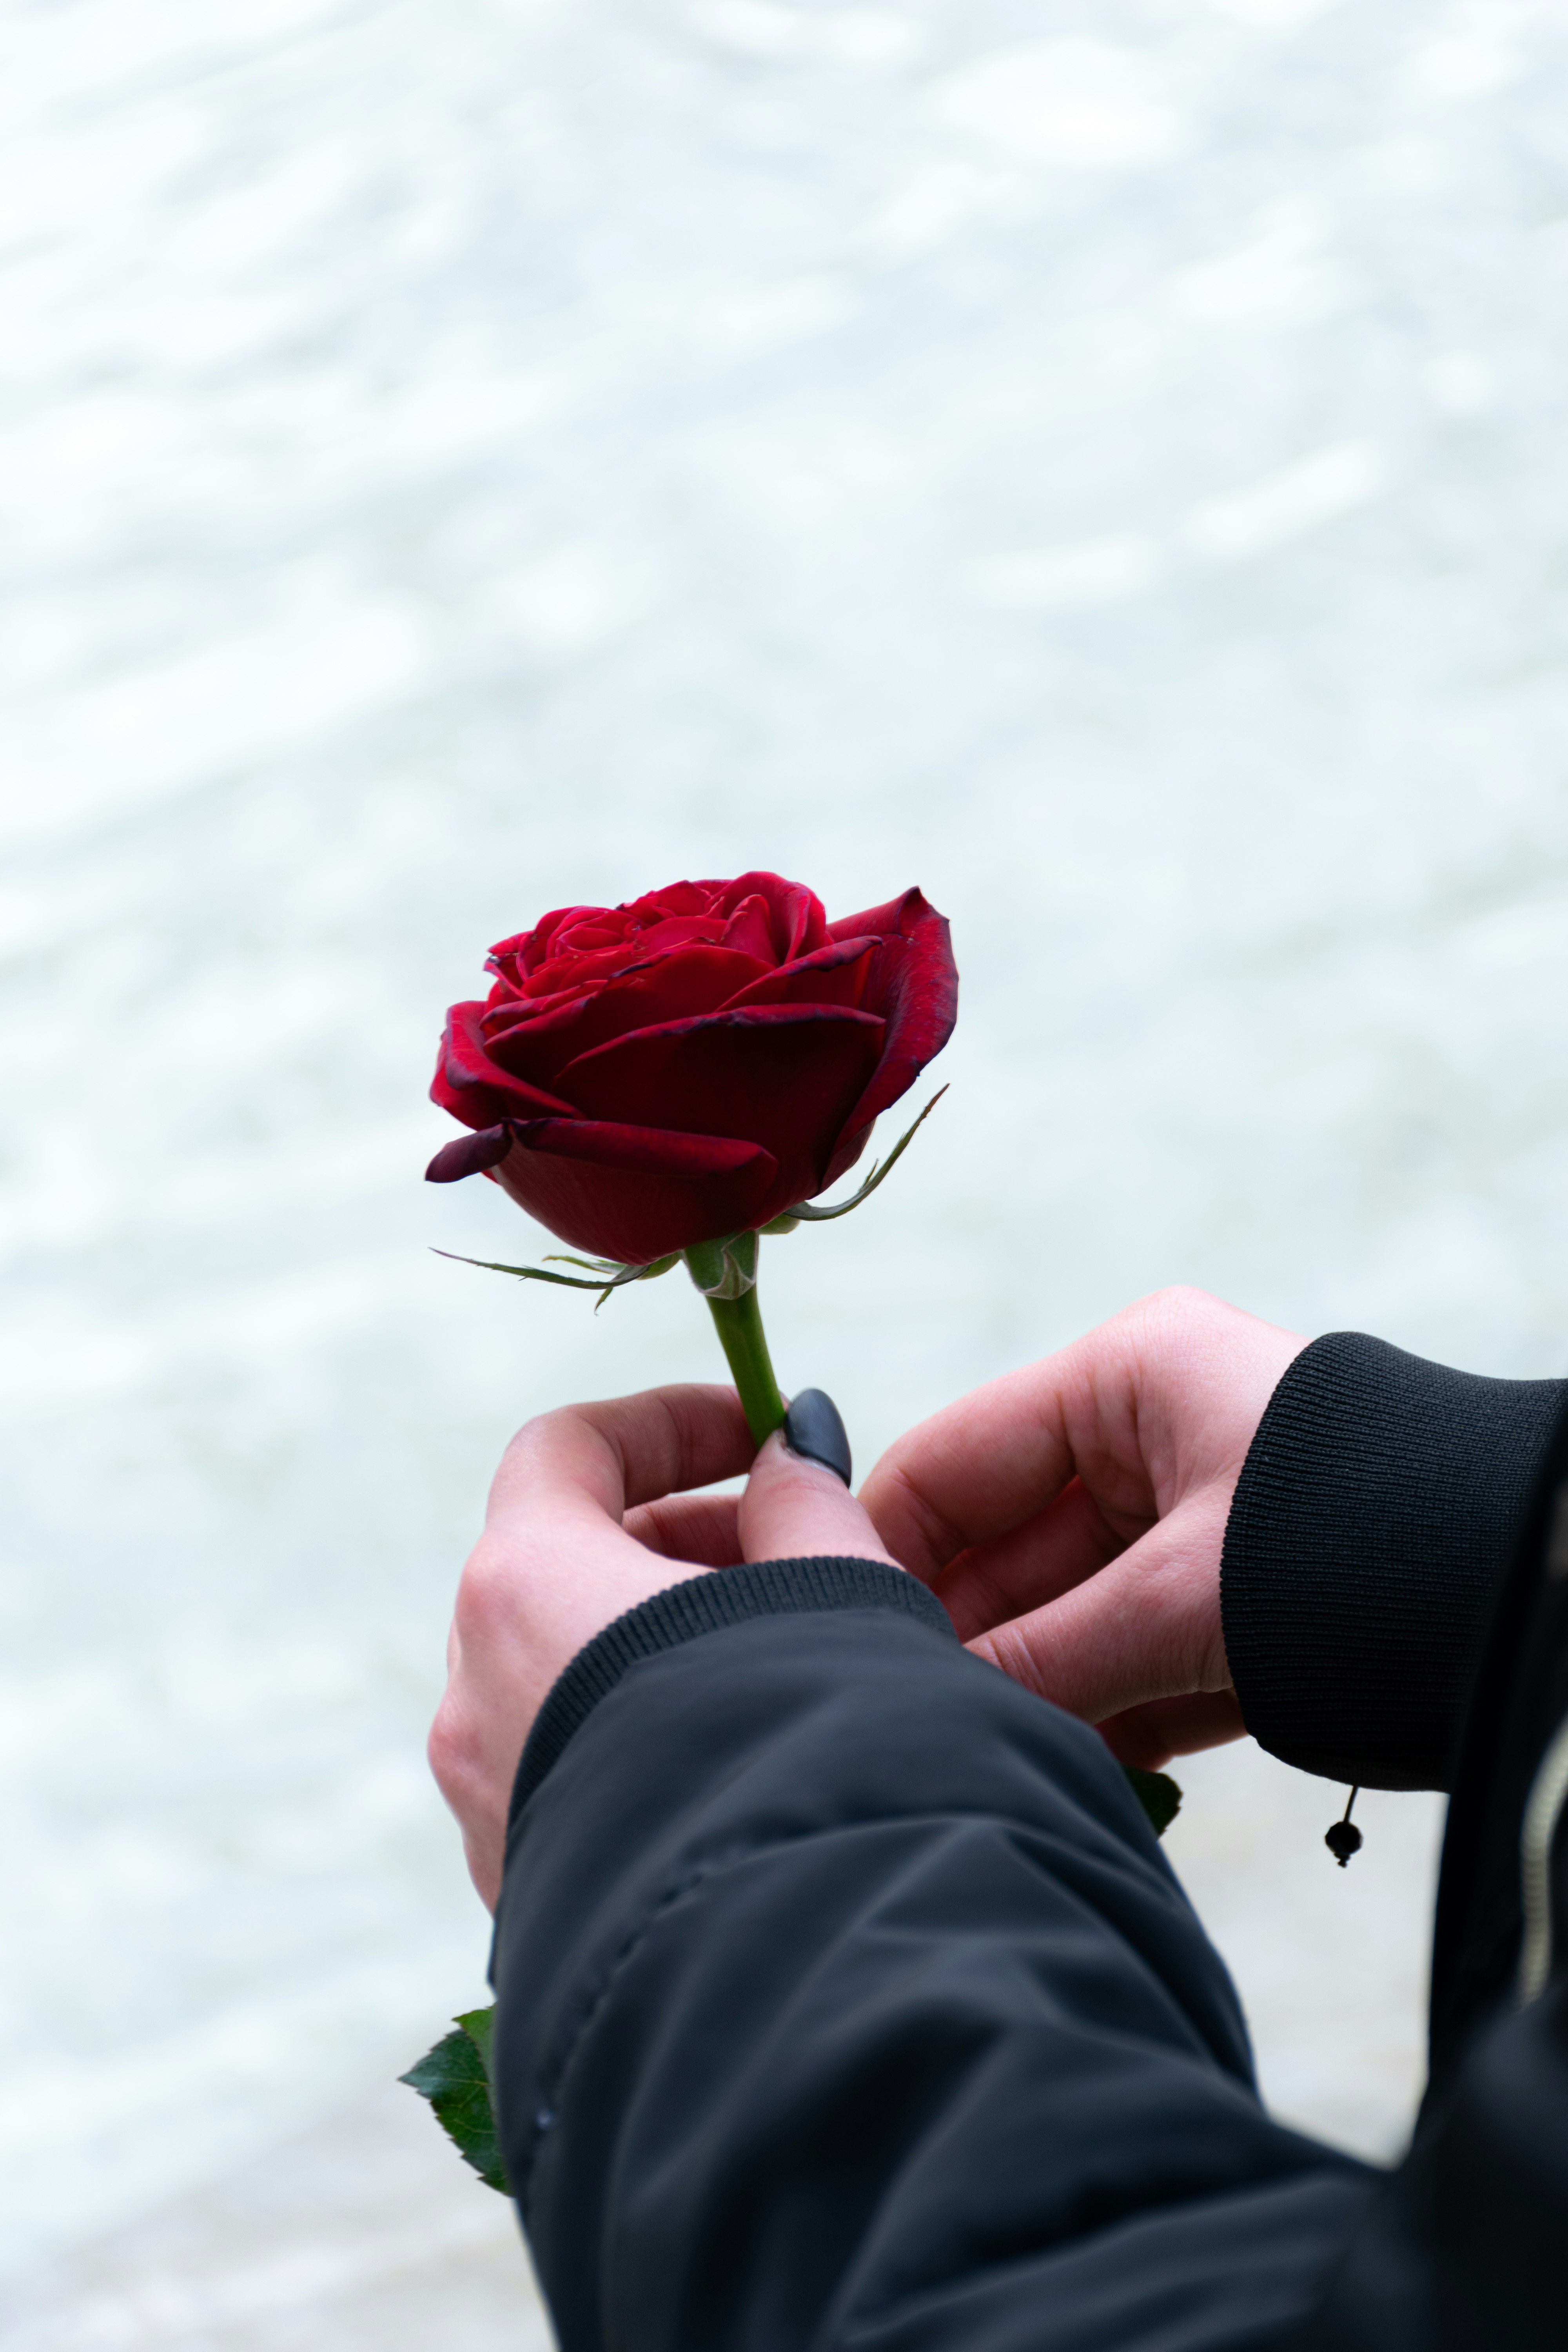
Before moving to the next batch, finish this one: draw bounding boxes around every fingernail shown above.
[781,1389,852,1486]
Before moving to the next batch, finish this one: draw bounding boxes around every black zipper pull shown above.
[1325,1786,1363,1866]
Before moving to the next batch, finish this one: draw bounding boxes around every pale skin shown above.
[430,1285,1306,1909]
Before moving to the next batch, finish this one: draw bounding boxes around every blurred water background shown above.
[7,0,1568,2337]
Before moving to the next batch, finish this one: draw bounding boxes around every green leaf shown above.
[784,1087,948,1222]
[400,2005,511,2195]
[455,2001,498,2071]
[1123,1764,1183,1838]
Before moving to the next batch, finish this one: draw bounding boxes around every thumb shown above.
[739,1391,900,1570]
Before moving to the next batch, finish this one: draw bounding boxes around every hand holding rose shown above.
[430,1289,1304,1910]
[429,1383,896,1909]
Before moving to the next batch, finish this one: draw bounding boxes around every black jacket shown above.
[491,1335,1568,2349]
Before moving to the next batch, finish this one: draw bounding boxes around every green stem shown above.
[704,1284,787,1446]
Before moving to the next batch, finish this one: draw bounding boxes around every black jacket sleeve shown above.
[492,1557,1371,2352]
[1280,1398,1568,2352]
[1220,1333,1566,1790]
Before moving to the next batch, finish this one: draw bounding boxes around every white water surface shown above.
[6,0,1568,2297]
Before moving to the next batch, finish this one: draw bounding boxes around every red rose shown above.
[426,871,957,1267]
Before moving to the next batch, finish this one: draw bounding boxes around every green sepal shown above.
[682,1227,759,1299]
[399,2004,510,2195]
[546,1252,680,1279]
[1123,1764,1183,1838]
[782,1087,947,1224]
[430,1247,676,1309]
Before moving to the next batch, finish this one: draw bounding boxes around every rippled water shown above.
[6,0,1568,2279]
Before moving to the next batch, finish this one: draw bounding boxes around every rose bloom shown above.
[426,871,956,1267]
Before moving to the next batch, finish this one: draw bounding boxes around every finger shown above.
[933,1474,1144,1642]
[739,1416,901,1571]
[859,1348,1142,1583]
[862,1293,1301,1586]
[781,1389,853,1484]
[623,1490,743,1564]
[488,1382,755,1538]
[969,1491,1232,1725]
[1096,1691,1246,1771]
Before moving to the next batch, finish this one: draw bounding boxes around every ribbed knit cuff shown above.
[1221,1333,1566,1791]
[511,1555,956,1818]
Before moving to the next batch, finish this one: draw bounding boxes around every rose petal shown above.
[483,945,773,1090]
[720,935,877,1013]
[492,1119,780,1264]
[708,871,827,962]
[826,887,957,1145]
[557,1002,884,1207]
[425,1125,514,1183]
[519,912,731,999]
[630,879,712,920]
[479,976,597,1034]
[430,1002,578,1131]
[491,873,824,998]
[492,903,593,984]
[718,893,779,965]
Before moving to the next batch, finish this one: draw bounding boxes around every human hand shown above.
[429,1383,896,1908]
[859,1287,1306,1769]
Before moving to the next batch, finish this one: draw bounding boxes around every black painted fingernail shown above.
[782,1389,852,1486]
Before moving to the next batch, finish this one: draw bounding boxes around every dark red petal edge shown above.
[426,1124,515,1183]
[832,888,958,1141]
